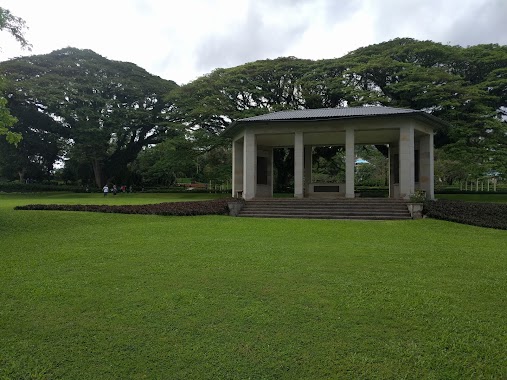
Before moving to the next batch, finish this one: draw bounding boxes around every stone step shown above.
[245,201,406,206]
[238,198,412,220]
[241,209,409,214]
[239,214,412,220]
[241,204,408,210]
[241,210,409,216]
[242,210,408,214]
[246,199,406,203]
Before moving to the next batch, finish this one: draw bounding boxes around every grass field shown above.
[1,193,506,379]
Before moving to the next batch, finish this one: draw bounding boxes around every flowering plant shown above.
[409,190,426,203]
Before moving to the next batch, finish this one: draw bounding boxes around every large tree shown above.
[0,6,30,145]
[338,38,507,177]
[1,48,179,186]
[169,38,507,181]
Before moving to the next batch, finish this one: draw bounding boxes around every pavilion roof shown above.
[222,106,449,138]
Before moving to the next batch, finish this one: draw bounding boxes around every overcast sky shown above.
[1,0,506,85]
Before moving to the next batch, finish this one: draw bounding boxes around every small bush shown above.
[15,199,242,217]
[424,200,507,230]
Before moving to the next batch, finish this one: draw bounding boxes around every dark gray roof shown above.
[222,106,449,137]
[239,106,414,121]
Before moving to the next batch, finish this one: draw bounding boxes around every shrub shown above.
[424,200,507,230]
[15,199,242,217]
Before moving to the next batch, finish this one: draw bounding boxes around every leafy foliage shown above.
[424,199,507,229]
[0,92,64,181]
[0,96,20,145]
[2,38,507,187]
[0,7,31,49]
[0,48,179,187]
[170,38,507,182]
[134,135,199,186]
[0,7,29,146]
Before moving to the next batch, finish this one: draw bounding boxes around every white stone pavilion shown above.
[222,107,447,200]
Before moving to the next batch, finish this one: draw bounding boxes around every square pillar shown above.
[294,132,304,198]
[399,125,415,199]
[243,130,256,200]
[270,148,274,197]
[387,145,391,198]
[345,127,355,198]
[232,138,244,198]
[268,148,274,198]
[389,145,400,199]
[419,133,434,199]
[304,145,312,196]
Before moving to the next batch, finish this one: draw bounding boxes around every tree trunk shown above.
[92,159,104,188]
[18,168,26,183]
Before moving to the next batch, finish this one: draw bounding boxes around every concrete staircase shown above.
[238,198,412,220]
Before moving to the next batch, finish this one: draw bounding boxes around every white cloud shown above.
[1,0,506,85]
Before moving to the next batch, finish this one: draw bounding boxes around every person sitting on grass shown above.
[103,184,109,196]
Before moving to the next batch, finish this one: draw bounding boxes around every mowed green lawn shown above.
[0,193,506,379]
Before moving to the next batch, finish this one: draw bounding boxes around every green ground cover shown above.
[0,194,506,379]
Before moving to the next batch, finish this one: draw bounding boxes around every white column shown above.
[387,145,392,198]
[345,127,355,198]
[399,125,415,199]
[419,133,434,200]
[232,138,244,197]
[304,145,312,196]
[294,131,304,198]
[268,148,274,198]
[243,130,256,200]
[232,139,237,197]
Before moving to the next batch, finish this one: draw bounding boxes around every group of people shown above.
[102,184,132,196]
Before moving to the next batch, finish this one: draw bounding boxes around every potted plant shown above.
[407,190,426,219]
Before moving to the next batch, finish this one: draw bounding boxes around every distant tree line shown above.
[0,38,506,189]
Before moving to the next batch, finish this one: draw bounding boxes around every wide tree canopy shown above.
[169,38,507,181]
[1,38,505,187]
[1,48,179,186]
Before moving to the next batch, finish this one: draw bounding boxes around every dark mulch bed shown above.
[15,199,243,216]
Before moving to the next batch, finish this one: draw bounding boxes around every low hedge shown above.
[424,200,507,230]
[0,182,232,194]
[435,189,507,194]
[0,182,87,193]
[357,190,389,198]
[14,199,241,216]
